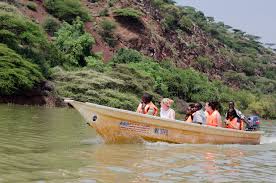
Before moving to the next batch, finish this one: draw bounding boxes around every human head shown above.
[186,103,195,115]
[205,101,219,113]
[229,101,235,109]
[141,93,153,104]
[194,102,202,111]
[227,108,238,120]
[161,98,174,110]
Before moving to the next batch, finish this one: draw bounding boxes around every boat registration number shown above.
[154,128,168,136]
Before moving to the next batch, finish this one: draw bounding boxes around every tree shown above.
[54,17,94,66]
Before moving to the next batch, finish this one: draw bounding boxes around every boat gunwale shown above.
[80,101,264,136]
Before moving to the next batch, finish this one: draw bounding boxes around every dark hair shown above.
[142,93,152,104]
[229,101,235,108]
[208,101,216,110]
[189,103,195,108]
[185,103,194,120]
[195,103,202,110]
[187,103,195,113]
[208,101,221,111]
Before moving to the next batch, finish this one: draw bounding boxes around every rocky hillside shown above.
[16,0,275,80]
[0,0,275,118]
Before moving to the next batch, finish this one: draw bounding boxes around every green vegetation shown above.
[193,56,213,73]
[43,16,61,36]
[113,8,142,20]
[111,48,144,64]
[0,2,19,12]
[0,44,43,95]
[53,48,276,118]
[108,0,117,7]
[179,16,193,33]
[54,18,95,66]
[99,19,117,47]
[26,2,37,11]
[44,0,90,23]
[99,8,109,17]
[53,66,151,111]
[0,2,275,119]
[0,4,51,76]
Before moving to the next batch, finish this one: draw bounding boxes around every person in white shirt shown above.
[160,98,175,120]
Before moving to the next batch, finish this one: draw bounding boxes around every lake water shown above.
[1,104,276,183]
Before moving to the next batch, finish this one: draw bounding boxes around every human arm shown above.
[136,103,143,113]
[170,109,175,120]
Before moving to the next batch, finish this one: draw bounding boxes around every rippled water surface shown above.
[1,104,276,183]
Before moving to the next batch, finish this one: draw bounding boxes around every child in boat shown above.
[136,93,158,116]
[160,98,175,120]
[224,109,243,130]
[205,101,222,127]
[185,103,195,122]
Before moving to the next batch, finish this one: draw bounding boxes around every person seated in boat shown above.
[160,98,175,120]
[136,93,158,116]
[224,109,243,130]
[184,103,195,122]
[226,101,246,121]
[192,103,206,125]
[205,101,222,127]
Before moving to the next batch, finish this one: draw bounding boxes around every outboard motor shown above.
[246,115,260,131]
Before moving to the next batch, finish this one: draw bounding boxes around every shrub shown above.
[54,18,94,66]
[108,0,117,7]
[161,14,177,30]
[43,16,61,36]
[223,71,255,90]
[111,48,144,64]
[247,95,276,119]
[235,56,258,76]
[99,19,117,47]
[0,44,43,95]
[264,66,276,79]
[254,77,276,94]
[0,8,50,76]
[179,16,193,33]
[193,56,213,72]
[85,56,105,72]
[26,2,37,11]
[0,2,19,13]
[99,8,109,17]
[44,0,90,23]
[113,8,142,20]
[53,68,145,111]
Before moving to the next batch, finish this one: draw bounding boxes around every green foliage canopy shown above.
[54,18,95,66]
[113,8,142,20]
[44,0,90,23]
[0,44,43,95]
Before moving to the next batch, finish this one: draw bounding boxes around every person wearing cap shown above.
[160,98,175,120]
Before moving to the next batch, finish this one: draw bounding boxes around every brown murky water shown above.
[1,104,276,183]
